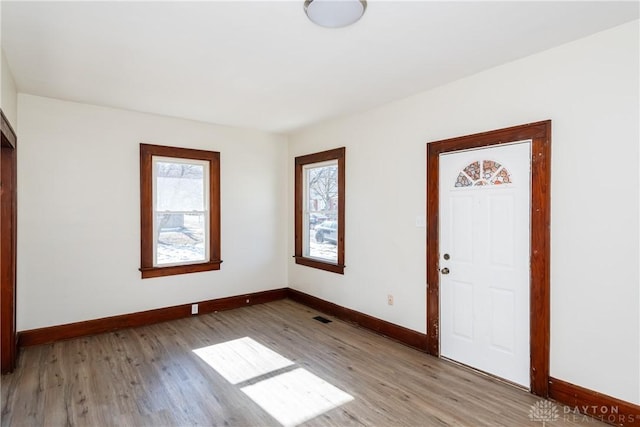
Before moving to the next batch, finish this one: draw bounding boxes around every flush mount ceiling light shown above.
[304,0,367,28]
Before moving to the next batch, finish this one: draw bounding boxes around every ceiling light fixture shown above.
[304,0,367,28]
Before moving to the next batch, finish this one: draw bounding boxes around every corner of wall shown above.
[1,48,18,128]
[284,132,295,288]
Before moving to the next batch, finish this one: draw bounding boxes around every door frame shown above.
[1,109,18,374]
[426,120,551,397]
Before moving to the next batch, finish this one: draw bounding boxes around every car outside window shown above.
[294,148,345,274]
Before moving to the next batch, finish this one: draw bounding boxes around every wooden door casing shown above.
[426,121,551,397]
[1,109,18,374]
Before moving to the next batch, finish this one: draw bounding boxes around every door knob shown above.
[441,267,450,274]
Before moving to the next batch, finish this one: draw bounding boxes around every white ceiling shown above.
[2,1,638,134]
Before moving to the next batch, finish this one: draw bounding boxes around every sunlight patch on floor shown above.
[193,337,354,426]
[241,367,354,427]
[192,337,294,384]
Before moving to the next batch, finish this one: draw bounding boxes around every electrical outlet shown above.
[387,294,394,305]
[191,304,198,315]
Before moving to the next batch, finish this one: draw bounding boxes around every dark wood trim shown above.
[1,109,18,374]
[549,377,640,426]
[139,143,221,279]
[287,288,428,351]
[139,260,223,279]
[0,110,16,149]
[18,288,430,350]
[426,141,439,356]
[294,147,346,274]
[197,288,287,313]
[18,288,288,347]
[426,120,551,397]
[292,256,345,274]
[529,123,552,396]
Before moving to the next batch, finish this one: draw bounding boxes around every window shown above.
[294,147,345,274]
[455,160,512,187]
[140,144,221,278]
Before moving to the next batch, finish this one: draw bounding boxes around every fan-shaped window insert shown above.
[455,160,511,187]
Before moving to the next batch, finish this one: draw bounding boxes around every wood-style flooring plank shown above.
[2,300,605,426]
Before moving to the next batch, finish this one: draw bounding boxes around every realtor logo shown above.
[529,400,559,425]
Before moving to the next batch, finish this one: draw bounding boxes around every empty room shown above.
[1,1,639,426]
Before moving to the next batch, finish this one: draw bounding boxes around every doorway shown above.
[426,121,551,397]
[1,110,18,374]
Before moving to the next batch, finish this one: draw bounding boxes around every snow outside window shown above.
[153,157,209,267]
[139,144,221,279]
[294,147,345,275]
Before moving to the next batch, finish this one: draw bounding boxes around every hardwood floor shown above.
[2,300,604,426]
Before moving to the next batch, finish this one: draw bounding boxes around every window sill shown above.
[140,260,222,279]
[294,256,345,274]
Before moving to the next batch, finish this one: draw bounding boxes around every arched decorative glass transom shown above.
[455,160,511,187]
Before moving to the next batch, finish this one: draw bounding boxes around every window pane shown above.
[305,164,338,263]
[154,159,209,266]
[156,212,206,265]
[156,161,205,211]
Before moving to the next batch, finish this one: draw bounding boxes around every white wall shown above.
[17,94,288,331]
[288,21,639,404]
[1,48,17,127]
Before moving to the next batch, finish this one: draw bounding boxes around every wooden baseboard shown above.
[549,377,640,426]
[17,287,427,350]
[18,288,288,347]
[286,288,428,351]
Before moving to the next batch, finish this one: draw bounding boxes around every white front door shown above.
[439,141,531,387]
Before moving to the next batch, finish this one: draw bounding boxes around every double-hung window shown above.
[140,144,221,278]
[294,147,345,274]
